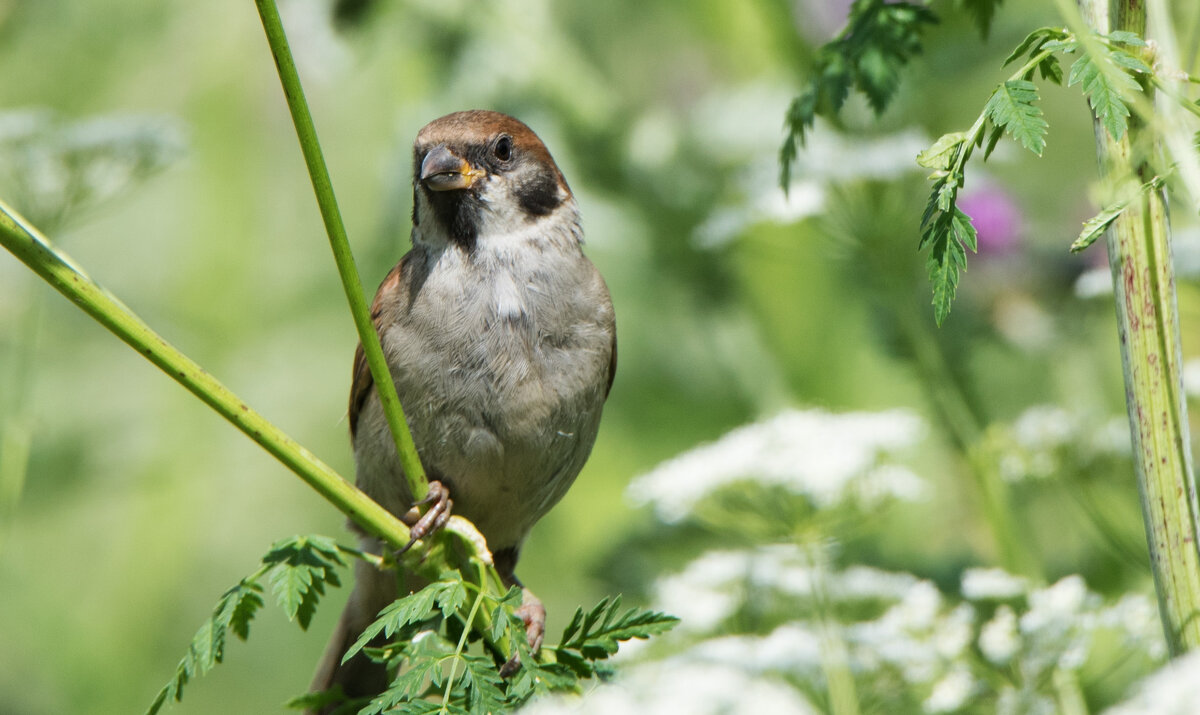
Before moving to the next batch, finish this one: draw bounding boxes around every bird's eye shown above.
[493,135,513,162]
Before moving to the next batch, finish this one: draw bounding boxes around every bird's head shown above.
[411,110,575,250]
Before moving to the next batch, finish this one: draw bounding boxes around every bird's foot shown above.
[499,588,546,678]
[395,481,453,556]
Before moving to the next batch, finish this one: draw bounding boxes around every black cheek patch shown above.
[516,170,563,218]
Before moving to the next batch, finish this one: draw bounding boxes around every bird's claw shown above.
[499,590,546,678]
[394,481,453,557]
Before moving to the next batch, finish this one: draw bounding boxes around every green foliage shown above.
[341,577,469,665]
[984,80,1048,156]
[552,596,680,675]
[1071,176,1165,253]
[1067,42,1147,141]
[263,535,346,630]
[957,0,1006,37]
[146,535,346,714]
[780,0,937,186]
[146,579,266,715]
[148,532,675,715]
[784,13,1171,323]
[337,584,676,714]
[903,27,1159,323]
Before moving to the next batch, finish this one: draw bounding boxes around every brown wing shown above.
[348,259,407,439]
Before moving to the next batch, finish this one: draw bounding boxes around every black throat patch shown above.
[422,187,481,250]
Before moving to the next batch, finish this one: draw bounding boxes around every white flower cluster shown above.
[645,546,982,712]
[521,658,819,715]
[965,573,1166,713]
[651,544,921,634]
[984,404,1130,484]
[627,408,927,523]
[603,550,1166,715]
[1104,650,1200,715]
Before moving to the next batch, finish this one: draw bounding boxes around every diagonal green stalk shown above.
[0,200,415,552]
[253,0,429,502]
[1075,0,1200,655]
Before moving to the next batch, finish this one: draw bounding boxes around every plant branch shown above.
[0,200,416,552]
[253,0,429,502]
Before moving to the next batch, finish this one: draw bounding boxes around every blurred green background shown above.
[1,0,1197,712]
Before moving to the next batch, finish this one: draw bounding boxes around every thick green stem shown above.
[253,0,429,502]
[0,202,415,552]
[1078,0,1200,655]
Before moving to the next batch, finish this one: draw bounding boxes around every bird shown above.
[308,110,616,708]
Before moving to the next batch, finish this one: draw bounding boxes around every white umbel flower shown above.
[628,408,926,523]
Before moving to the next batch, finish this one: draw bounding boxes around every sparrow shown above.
[309,110,616,707]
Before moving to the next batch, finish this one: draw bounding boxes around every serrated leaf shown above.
[262,535,346,630]
[1003,27,1069,66]
[1039,54,1064,84]
[1108,47,1151,74]
[342,579,464,664]
[1068,49,1141,140]
[982,123,1005,160]
[951,206,978,253]
[1106,30,1147,47]
[920,204,977,325]
[555,596,680,658]
[144,578,266,715]
[1071,201,1126,252]
[917,132,967,171]
[779,0,936,187]
[460,654,507,712]
[984,80,1048,155]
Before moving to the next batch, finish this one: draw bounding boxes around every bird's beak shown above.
[420,145,485,191]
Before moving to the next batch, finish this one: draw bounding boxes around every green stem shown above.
[442,563,489,712]
[0,201,414,552]
[1077,0,1200,656]
[253,0,429,502]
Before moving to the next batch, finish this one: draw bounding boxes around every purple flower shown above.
[958,187,1023,257]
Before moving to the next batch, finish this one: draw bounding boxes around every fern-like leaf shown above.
[780,0,937,186]
[1068,47,1143,140]
[263,535,345,630]
[144,580,265,715]
[984,80,1049,155]
[342,578,467,664]
[557,596,680,659]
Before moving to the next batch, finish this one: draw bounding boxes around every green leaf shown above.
[1038,54,1064,85]
[1070,177,1162,252]
[958,0,1005,38]
[144,579,265,715]
[1071,201,1127,253]
[556,596,679,658]
[982,123,1005,161]
[460,654,507,712]
[916,132,967,171]
[779,0,937,187]
[984,80,1049,155]
[263,535,345,630]
[1003,27,1069,66]
[920,205,977,326]
[1068,47,1142,140]
[1106,30,1147,47]
[342,578,466,664]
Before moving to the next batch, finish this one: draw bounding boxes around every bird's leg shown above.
[395,480,453,556]
[495,547,546,678]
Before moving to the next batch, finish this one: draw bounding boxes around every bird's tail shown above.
[306,557,397,714]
